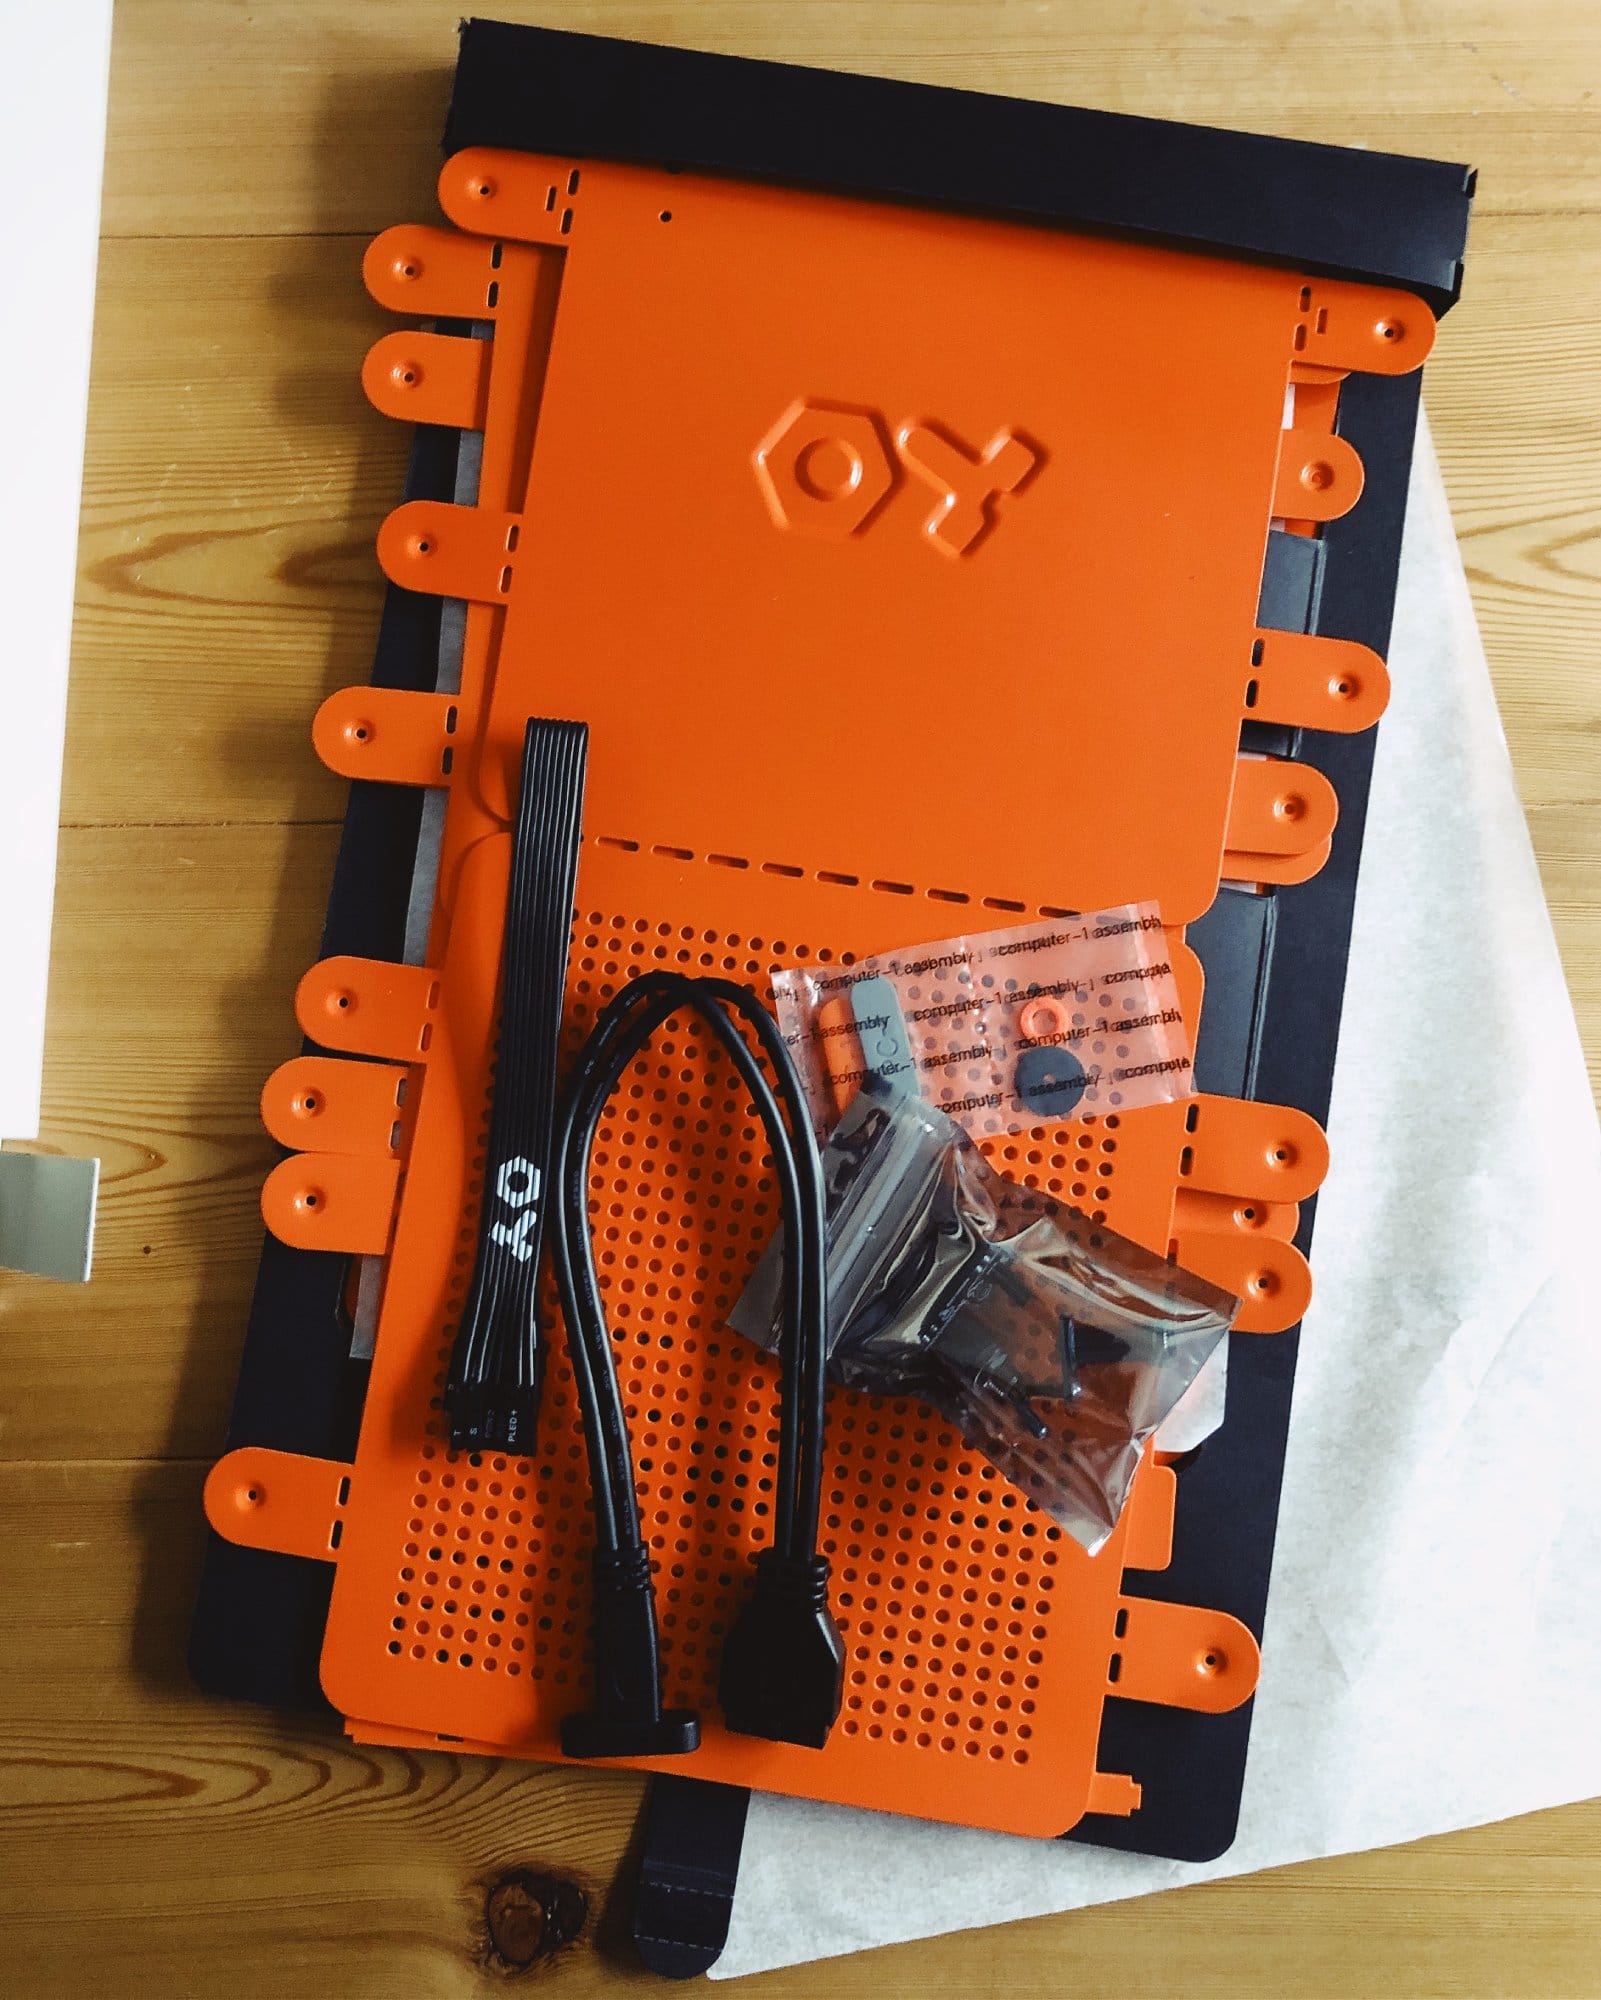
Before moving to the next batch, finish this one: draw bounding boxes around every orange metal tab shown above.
[1292,279,1435,376]
[362,329,490,431]
[376,499,521,604]
[204,1447,352,1564]
[439,147,587,246]
[1247,628,1390,734]
[1273,425,1364,522]
[261,1056,409,1158]
[1174,1228,1313,1333]
[1121,1459,1176,1572]
[1171,1185,1299,1244]
[313,687,461,787]
[1084,1770,1142,1817]
[1112,1598,1260,1713]
[1167,933,1203,1029]
[1185,1097,1328,1202]
[1222,837,1334,889]
[294,957,441,1064]
[1225,757,1338,860]
[262,1151,401,1255]
[362,224,502,319]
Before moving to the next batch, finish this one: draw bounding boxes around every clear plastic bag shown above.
[732,1079,1236,1552]
[773,907,1192,1144]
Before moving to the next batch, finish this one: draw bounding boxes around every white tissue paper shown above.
[713,419,1601,1978]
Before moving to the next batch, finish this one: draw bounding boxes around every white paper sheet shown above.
[713,421,1601,1978]
[0,3,112,1141]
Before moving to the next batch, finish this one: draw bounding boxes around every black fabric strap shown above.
[633,1777,751,1979]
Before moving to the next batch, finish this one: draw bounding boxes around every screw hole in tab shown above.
[395,258,419,282]
[297,1093,321,1117]
[470,177,495,199]
[1299,461,1334,493]
[1269,1142,1297,1167]
[1275,793,1306,822]
[1198,1648,1227,1676]
[1331,676,1356,700]
[1376,319,1403,342]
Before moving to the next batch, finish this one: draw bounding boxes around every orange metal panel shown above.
[206,148,1432,1835]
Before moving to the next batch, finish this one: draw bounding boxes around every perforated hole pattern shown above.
[385,910,1119,1763]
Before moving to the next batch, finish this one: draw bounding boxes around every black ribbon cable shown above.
[444,716,589,1455]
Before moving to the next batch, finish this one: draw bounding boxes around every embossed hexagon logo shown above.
[752,399,899,539]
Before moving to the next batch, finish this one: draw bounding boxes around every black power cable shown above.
[444,716,588,1454]
[550,971,844,1756]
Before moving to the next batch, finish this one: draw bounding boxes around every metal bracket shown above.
[0,1147,99,1282]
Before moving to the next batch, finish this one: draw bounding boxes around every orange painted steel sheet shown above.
[207,148,1424,1836]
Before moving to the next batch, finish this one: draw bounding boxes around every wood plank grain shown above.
[65,214,1601,827]
[1528,804,1601,1098]
[0,822,336,1463]
[101,0,1601,238]
[2,1460,1598,1998]
[66,233,403,830]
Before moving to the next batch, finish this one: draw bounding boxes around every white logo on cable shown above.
[489,1156,542,1262]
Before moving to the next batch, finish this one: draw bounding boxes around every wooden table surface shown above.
[4,3,1598,1993]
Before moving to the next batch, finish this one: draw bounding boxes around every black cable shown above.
[550,972,843,1755]
[443,716,587,1455]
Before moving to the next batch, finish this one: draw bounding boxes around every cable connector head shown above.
[443,1353,545,1457]
[718,1550,845,1749]
[560,1546,700,1760]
